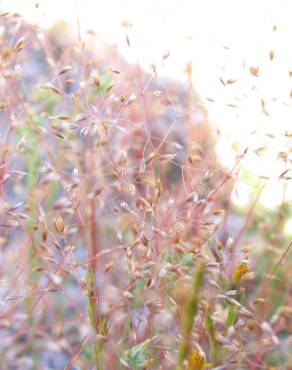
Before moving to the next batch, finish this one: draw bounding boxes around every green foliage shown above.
[15,115,41,189]
[177,264,205,370]
[180,253,195,267]
[120,340,150,370]
[1,13,291,370]
[226,304,237,327]
[32,89,59,114]
[89,71,113,99]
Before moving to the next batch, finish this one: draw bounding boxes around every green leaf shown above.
[120,340,150,370]
[227,304,237,327]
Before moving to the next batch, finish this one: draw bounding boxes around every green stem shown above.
[176,263,205,370]
[93,338,103,370]
[205,310,220,366]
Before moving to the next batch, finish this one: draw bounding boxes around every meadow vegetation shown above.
[0,13,291,370]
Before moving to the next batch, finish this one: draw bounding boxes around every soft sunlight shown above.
[1,3,291,368]
[1,0,291,208]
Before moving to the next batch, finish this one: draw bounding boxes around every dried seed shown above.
[14,37,25,52]
[226,78,237,84]
[120,201,130,212]
[91,70,100,87]
[162,50,170,61]
[249,66,259,77]
[152,90,162,98]
[42,229,48,242]
[123,291,133,299]
[65,79,75,84]
[140,234,149,246]
[158,153,176,162]
[125,34,130,47]
[56,115,71,120]
[53,216,65,235]
[41,82,63,95]
[105,261,114,272]
[108,68,120,74]
[145,152,156,165]
[232,263,249,284]
[117,150,127,166]
[188,154,201,164]
[87,187,103,199]
[57,65,72,76]
[105,81,114,93]
[253,298,267,305]
[219,78,226,86]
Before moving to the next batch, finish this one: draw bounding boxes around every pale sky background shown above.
[1,0,291,218]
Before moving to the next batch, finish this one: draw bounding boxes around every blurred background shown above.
[0,2,291,369]
[1,0,291,222]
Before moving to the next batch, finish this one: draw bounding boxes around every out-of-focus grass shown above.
[0,13,290,370]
